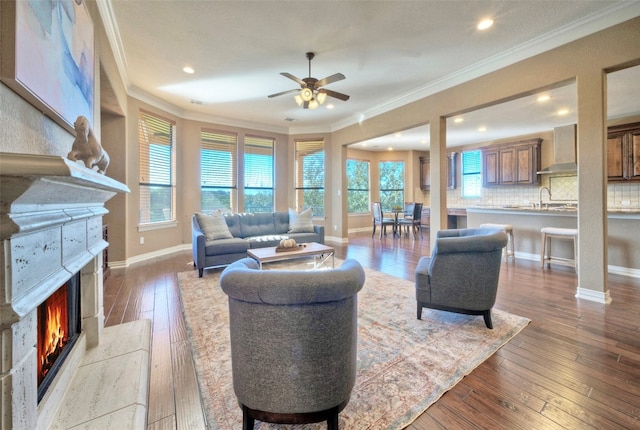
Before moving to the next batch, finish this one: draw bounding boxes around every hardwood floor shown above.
[103,231,640,430]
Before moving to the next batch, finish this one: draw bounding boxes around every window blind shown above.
[295,139,324,217]
[201,129,237,212]
[244,135,274,213]
[138,110,176,224]
[462,150,482,198]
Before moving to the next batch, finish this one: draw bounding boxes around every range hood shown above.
[537,124,577,174]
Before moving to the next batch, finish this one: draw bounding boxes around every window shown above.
[346,159,370,213]
[379,161,404,210]
[462,150,482,198]
[138,110,176,224]
[244,135,274,213]
[295,139,324,217]
[201,130,237,212]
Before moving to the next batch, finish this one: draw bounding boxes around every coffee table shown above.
[247,242,335,270]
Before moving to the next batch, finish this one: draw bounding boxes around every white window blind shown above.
[295,139,324,217]
[201,129,237,212]
[138,110,176,224]
[244,135,274,213]
[462,150,482,198]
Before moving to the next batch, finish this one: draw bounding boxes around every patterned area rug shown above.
[177,259,530,429]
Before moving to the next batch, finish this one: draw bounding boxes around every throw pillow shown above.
[288,208,315,233]
[196,211,233,241]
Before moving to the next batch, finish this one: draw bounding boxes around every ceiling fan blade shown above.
[280,72,305,86]
[267,89,299,98]
[316,73,345,87]
[321,88,350,101]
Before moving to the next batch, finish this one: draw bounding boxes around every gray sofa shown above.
[220,257,366,429]
[415,227,507,329]
[192,211,325,277]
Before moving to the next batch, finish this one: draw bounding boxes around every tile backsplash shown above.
[439,175,640,209]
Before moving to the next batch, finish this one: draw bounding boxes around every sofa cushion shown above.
[273,212,290,235]
[288,208,314,233]
[239,213,276,238]
[246,234,290,248]
[204,237,249,256]
[224,213,242,238]
[196,211,233,240]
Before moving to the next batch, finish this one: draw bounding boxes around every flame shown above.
[37,286,69,384]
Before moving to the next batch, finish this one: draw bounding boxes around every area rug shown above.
[177,260,530,429]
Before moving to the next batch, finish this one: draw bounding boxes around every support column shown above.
[429,117,448,252]
[576,70,610,303]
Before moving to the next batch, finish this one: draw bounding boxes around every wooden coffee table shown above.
[247,242,335,270]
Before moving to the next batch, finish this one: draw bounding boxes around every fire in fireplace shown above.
[36,272,81,402]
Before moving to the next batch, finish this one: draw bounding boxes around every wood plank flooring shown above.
[103,231,640,429]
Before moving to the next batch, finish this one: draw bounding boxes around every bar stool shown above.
[480,223,514,262]
[540,227,578,271]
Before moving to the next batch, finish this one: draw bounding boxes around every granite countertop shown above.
[466,205,640,216]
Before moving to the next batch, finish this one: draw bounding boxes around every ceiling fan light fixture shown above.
[317,91,327,105]
[301,87,313,102]
[308,99,319,110]
[294,94,303,106]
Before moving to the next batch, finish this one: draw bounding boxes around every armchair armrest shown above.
[192,215,206,273]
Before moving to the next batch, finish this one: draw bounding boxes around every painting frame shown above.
[0,0,95,135]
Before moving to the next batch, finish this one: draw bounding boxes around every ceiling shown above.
[99,1,640,149]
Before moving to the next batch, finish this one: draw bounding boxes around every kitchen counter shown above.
[466,206,640,274]
[467,206,640,219]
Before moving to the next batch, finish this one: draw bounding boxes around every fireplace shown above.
[37,273,81,402]
[0,153,136,430]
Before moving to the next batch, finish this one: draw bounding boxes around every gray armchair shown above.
[414,227,507,329]
[219,258,366,429]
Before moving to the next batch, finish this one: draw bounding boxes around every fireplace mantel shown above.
[0,152,140,430]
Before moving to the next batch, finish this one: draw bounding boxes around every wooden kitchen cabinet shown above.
[420,156,430,190]
[607,122,640,182]
[481,138,541,186]
[419,153,457,190]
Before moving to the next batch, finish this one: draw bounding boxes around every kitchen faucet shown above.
[538,187,551,208]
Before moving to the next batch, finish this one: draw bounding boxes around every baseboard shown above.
[325,235,349,244]
[109,244,191,268]
[575,288,612,304]
[515,252,640,278]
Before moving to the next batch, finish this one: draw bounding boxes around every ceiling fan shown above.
[268,52,350,109]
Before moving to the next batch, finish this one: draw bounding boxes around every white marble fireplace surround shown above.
[0,153,149,429]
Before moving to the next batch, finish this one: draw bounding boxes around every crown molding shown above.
[96,0,130,89]
[331,1,640,132]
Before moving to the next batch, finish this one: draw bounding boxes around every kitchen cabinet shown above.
[607,122,640,182]
[419,153,457,191]
[481,138,541,186]
[420,156,430,190]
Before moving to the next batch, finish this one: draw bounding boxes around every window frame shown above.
[243,135,275,213]
[294,139,325,217]
[378,160,405,211]
[346,158,370,214]
[200,129,238,212]
[137,109,176,226]
[461,149,482,198]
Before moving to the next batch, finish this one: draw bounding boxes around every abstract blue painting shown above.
[4,0,94,132]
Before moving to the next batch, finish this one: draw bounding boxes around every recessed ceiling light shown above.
[537,95,550,102]
[395,133,402,138]
[421,139,427,144]
[182,66,195,74]
[454,117,464,123]
[478,126,487,132]
[477,18,494,30]
[326,103,335,109]
[557,108,569,116]
[388,147,393,151]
